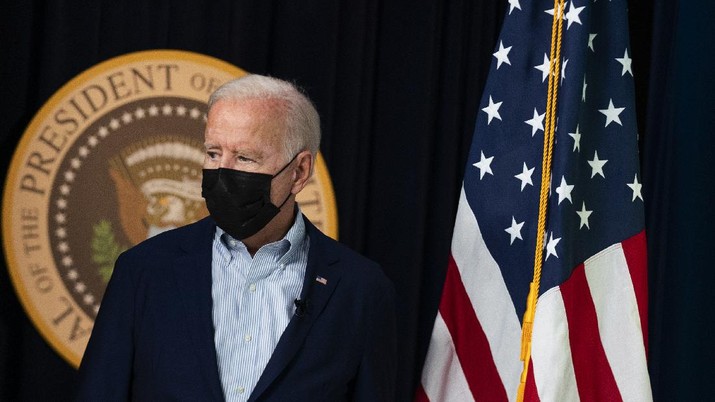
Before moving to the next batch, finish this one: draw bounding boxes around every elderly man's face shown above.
[203,98,295,206]
[203,98,289,173]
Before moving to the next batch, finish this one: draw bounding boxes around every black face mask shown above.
[201,155,296,240]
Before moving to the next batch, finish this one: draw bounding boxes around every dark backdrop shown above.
[0,1,712,401]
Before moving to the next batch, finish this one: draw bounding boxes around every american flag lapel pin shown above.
[315,276,328,285]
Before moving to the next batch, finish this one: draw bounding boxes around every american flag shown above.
[416,0,651,401]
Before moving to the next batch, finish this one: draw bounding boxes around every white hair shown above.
[208,74,321,163]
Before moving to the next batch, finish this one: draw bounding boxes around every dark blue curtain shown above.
[643,1,715,400]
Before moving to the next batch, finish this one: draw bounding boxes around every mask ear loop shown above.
[272,152,301,178]
[272,151,302,210]
[276,189,293,211]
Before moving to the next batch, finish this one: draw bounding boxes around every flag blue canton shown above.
[463,0,645,320]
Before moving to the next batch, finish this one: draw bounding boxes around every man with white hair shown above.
[77,74,397,401]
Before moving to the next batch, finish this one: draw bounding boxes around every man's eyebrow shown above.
[238,149,265,160]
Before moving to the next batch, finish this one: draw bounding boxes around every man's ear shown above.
[291,150,314,194]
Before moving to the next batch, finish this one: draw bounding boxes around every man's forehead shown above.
[211,96,288,115]
[209,99,286,130]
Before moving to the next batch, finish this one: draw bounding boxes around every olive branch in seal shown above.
[91,220,128,283]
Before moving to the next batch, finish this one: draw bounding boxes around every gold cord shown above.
[516,0,565,400]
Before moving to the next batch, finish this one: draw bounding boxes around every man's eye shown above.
[237,156,253,163]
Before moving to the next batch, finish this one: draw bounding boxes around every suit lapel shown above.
[171,218,224,401]
[249,220,342,401]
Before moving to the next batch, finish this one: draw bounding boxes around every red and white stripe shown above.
[417,188,651,401]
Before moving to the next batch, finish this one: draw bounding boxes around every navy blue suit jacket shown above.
[76,216,397,401]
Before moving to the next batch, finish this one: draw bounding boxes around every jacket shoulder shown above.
[305,220,391,289]
[114,218,213,271]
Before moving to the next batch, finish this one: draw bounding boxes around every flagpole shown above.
[517,1,565,400]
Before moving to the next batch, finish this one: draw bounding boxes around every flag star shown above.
[545,232,562,261]
[545,3,567,18]
[190,108,201,119]
[568,124,582,152]
[582,75,588,101]
[555,176,574,205]
[525,108,545,137]
[561,58,569,83]
[616,48,633,76]
[162,104,173,115]
[148,105,159,116]
[134,107,146,119]
[627,174,644,202]
[98,126,109,137]
[109,119,120,130]
[505,216,525,245]
[588,150,608,178]
[482,96,503,125]
[535,54,551,82]
[576,202,593,229]
[508,0,522,14]
[588,33,597,51]
[176,105,187,116]
[473,151,494,180]
[121,112,133,124]
[515,162,535,191]
[599,98,625,126]
[565,1,585,29]
[493,41,513,69]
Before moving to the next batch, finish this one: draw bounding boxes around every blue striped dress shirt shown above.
[211,211,309,401]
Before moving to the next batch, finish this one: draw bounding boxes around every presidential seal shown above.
[2,50,338,368]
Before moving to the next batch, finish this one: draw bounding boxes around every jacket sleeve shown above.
[352,274,398,402]
[75,252,135,401]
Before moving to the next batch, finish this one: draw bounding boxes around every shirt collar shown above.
[214,208,307,262]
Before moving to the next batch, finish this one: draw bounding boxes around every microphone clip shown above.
[294,298,308,317]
